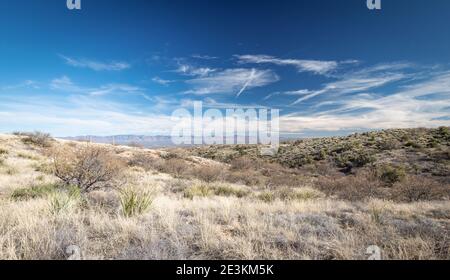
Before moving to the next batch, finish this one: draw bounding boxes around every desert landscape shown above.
[0,128,448,260]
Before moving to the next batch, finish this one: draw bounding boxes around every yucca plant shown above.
[48,186,81,214]
[119,187,154,217]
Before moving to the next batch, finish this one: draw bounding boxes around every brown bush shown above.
[391,176,450,202]
[315,170,384,201]
[225,170,265,186]
[128,153,156,170]
[51,145,125,193]
[230,156,256,170]
[164,158,190,178]
[189,165,224,182]
[20,131,53,147]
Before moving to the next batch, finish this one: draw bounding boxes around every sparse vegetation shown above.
[19,131,53,148]
[0,128,448,260]
[51,145,125,193]
[119,187,154,217]
[11,183,58,201]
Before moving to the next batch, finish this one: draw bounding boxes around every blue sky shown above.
[1,0,450,137]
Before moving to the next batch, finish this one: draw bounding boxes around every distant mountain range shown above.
[61,135,176,148]
[60,134,302,148]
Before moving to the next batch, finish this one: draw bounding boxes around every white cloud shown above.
[281,72,450,132]
[50,76,84,92]
[185,68,279,96]
[236,54,340,75]
[50,76,144,96]
[180,97,268,109]
[0,96,175,137]
[191,54,218,60]
[289,63,411,105]
[152,76,174,86]
[1,80,40,91]
[59,55,130,71]
[175,64,217,77]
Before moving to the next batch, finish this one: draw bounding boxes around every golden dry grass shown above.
[0,134,448,260]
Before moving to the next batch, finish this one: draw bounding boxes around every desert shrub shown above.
[189,165,224,182]
[315,149,328,161]
[119,187,154,217]
[160,158,189,177]
[183,184,213,199]
[160,151,181,160]
[49,188,81,214]
[257,191,275,203]
[213,184,249,198]
[0,157,5,166]
[230,156,255,170]
[379,138,401,150]
[392,176,450,202]
[51,145,125,193]
[405,141,423,149]
[11,183,58,201]
[128,153,156,170]
[378,165,406,185]
[86,190,120,212]
[0,148,8,155]
[315,170,383,201]
[437,126,450,138]
[225,170,265,186]
[20,131,53,147]
[335,151,375,169]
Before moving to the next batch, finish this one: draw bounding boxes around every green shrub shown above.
[183,184,213,199]
[258,191,275,203]
[213,184,249,198]
[437,126,450,137]
[378,165,406,185]
[11,184,58,201]
[315,149,328,161]
[49,188,80,214]
[405,141,422,149]
[120,187,154,217]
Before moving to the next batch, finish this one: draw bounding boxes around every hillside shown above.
[0,128,449,260]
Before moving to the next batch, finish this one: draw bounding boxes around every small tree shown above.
[51,145,124,193]
[20,131,53,147]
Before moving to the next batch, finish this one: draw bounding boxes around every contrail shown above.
[236,68,256,97]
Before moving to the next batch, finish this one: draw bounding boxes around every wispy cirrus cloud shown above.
[281,71,450,132]
[175,64,217,77]
[50,76,144,96]
[180,97,268,109]
[235,54,343,75]
[1,80,40,91]
[185,68,279,96]
[59,55,131,71]
[151,76,175,86]
[191,54,218,60]
[287,63,412,105]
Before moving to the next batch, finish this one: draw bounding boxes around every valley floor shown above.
[0,132,448,260]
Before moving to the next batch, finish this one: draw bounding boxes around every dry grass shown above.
[0,132,449,260]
